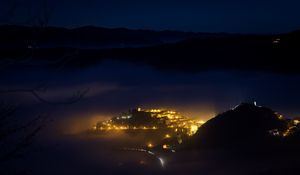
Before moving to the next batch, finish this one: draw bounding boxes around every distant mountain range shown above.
[1,25,300,73]
[0,25,228,49]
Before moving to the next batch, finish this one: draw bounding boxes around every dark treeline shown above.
[3,25,300,73]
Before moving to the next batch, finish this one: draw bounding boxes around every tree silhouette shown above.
[0,1,88,174]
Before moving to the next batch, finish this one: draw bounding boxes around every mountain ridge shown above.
[0,25,232,49]
[188,103,300,150]
[1,25,300,74]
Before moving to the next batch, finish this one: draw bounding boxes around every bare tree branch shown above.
[0,87,89,105]
[0,104,48,162]
[0,115,47,162]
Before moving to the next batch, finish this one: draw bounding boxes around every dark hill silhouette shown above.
[183,103,300,175]
[1,25,300,73]
[190,103,288,148]
[89,32,300,73]
[0,25,218,49]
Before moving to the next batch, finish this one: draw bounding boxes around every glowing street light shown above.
[147,143,154,148]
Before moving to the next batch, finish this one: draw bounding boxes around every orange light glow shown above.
[147,143,154,148]
[164,134,171,138]
[162,144,170,149]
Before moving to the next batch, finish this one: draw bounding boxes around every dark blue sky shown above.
[1,0,300,33]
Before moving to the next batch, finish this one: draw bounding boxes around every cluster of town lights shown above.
[95,125,160,130]
[92,107,207,151]
[94,108,206,137]
[94,123,202,136]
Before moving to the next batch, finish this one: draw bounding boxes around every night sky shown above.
[1,0,300,130]
[1,0,300,33]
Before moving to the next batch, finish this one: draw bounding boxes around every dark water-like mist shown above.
[1,61,300,174]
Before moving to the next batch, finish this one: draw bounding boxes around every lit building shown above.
[94,107,206,147]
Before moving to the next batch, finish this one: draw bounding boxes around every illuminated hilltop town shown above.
[93,107,205,149]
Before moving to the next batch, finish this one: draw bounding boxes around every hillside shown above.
[0,25,214,49]
[189,103,296,149]
[1,25,300,73]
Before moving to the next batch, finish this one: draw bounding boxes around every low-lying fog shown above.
[1,60,300,174]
